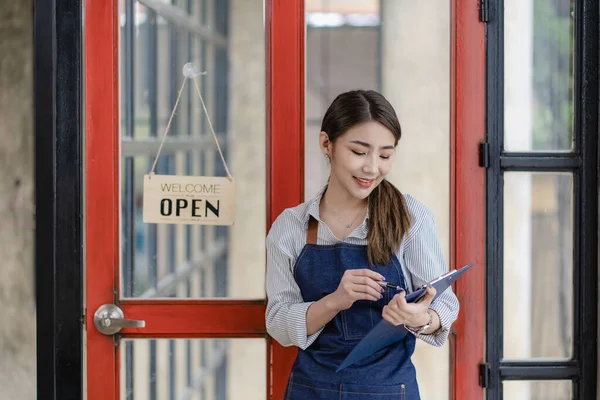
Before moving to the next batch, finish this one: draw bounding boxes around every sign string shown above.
[149,64,233,182]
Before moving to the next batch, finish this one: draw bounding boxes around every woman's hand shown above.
[382,285,437,328]
[330,269,385,312]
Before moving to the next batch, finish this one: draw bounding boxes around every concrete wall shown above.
[305,26,380,197]
[380,2,451,399]
[0,1,36,399]
[227,0,266,398]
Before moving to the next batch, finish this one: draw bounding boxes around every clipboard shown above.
[405,263,474,303]
[336,263,475,371]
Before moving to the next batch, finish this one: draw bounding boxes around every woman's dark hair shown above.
[321,89,412,266]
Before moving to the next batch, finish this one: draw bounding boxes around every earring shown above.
[325,154,330,162]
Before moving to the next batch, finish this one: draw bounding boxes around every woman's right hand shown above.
[330,269,385,311]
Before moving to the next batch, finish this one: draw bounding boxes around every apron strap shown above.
[307,216,318,245]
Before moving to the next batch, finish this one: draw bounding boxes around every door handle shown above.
[93,304,146,335]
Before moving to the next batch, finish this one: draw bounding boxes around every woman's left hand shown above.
[382,285,437,328]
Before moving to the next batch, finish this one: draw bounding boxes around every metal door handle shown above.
[93,304,146,336]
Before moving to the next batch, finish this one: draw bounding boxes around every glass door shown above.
[484,0,598,398]
[84,0,303,399]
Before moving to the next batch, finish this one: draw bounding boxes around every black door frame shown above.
[483,0,599,398]
[34,0,83,398]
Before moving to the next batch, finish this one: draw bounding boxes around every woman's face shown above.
[322,121,397,200]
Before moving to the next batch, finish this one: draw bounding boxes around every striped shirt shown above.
[265,186,459,350]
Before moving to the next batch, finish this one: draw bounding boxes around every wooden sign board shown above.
[142,174,236,226]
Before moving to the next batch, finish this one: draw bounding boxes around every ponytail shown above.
[367,179,412,266]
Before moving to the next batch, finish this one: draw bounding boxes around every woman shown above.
[266,90,459,399]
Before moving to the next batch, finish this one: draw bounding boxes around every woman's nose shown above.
[362,157,378,174]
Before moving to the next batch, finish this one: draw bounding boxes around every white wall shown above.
[227,0,267,398]
[380,2,451,399]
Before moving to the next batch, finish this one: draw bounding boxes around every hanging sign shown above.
[142,175,235,225]
[142,62,235,226]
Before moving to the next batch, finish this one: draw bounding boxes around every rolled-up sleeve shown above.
[265,216,324,350]
[404,210,459,347]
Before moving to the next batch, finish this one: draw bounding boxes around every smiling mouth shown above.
[355,177,374,183]
[353,176,376,188]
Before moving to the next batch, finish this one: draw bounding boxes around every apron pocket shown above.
[341,302,373,340]
[341,292,391,340]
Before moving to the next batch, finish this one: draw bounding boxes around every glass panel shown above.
[305,0,381,197]
[120,338,266,400]
[305,1,451,399]
[503,173,573,359]
[504,0,574,151]
[503,380,572,400]
[118,0,266,299]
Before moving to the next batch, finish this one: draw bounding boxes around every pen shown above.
[377,281,401,290]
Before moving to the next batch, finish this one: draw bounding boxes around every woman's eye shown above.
[380,155,391,160]
[351,150,366,156]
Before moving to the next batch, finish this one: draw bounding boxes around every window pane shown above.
[504,0,574,151]
[503,173,573,359]
[118,0,266,299]
[305,0,381,198]
[120,338,266,400]
[503,380,572,400]
[305,1,451,399]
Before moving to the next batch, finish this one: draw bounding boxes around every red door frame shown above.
[85,0,485,399]
[85,0,119,396]
[85,0,300,399]
[450,1,485,399]
[265,1,305,399]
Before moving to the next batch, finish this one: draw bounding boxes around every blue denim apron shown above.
[284,217,420,400]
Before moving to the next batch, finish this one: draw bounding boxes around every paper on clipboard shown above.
[336,263,475,371]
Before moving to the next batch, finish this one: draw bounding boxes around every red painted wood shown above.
[118,301,266,336]
[85,0,119,399]
[450,0,486,399]
[266,1,305,399]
